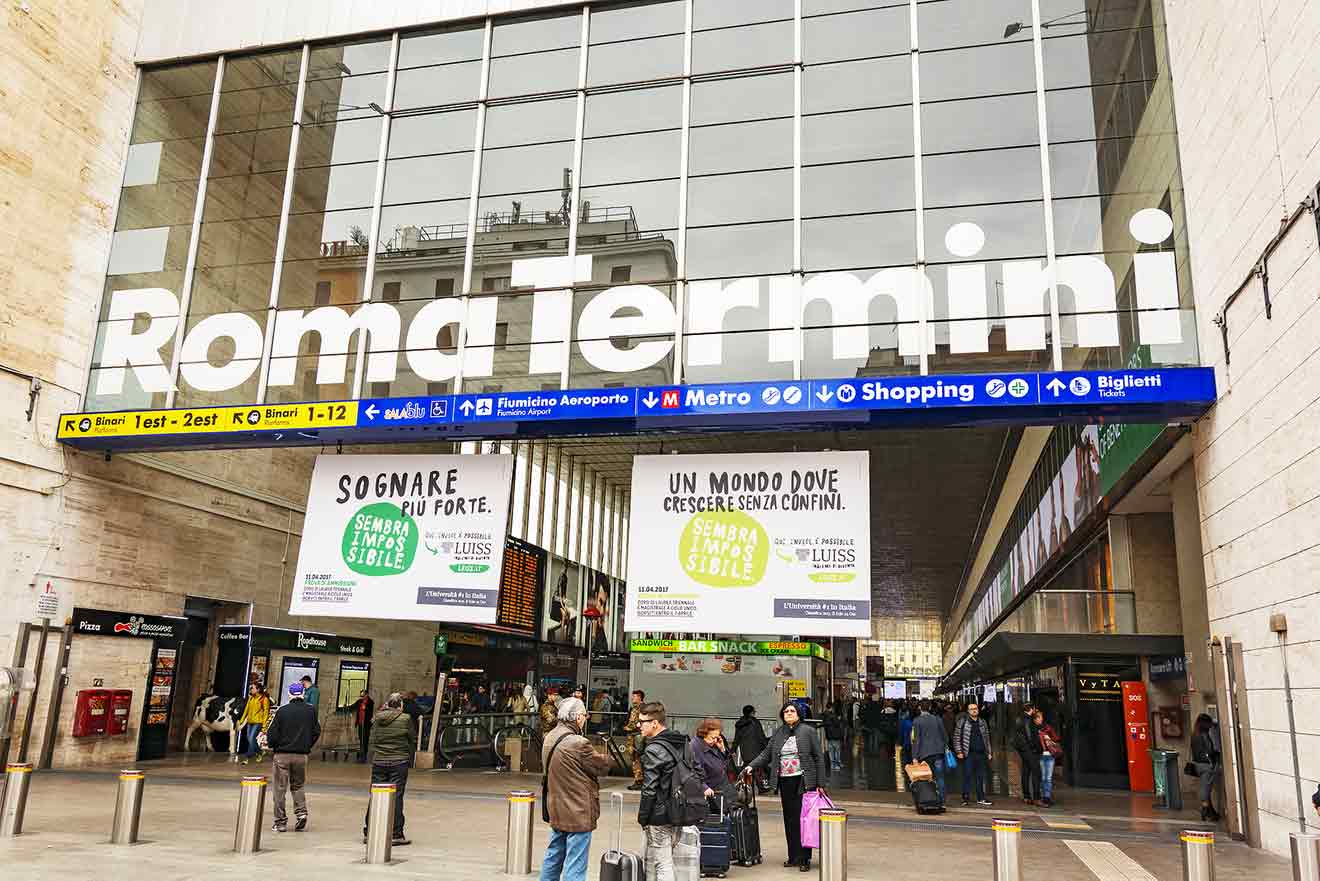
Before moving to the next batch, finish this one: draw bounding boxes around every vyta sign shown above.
[95,211,1185,395]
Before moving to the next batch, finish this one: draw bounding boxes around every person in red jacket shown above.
[352,690,375,763]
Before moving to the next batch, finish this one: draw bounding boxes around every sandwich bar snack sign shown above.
[624,451,872,637]
[290,453,514,623]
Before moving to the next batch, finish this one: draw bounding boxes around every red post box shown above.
[108,689,133,735]
[72,688,112,737]
[1121,681,1154,792]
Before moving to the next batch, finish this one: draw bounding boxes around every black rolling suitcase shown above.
[700,797,732,878]
[910,778,944,814]
[730,781,763,866]
[600,791,644,881]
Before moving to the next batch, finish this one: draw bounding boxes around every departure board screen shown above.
[494,537,546,637]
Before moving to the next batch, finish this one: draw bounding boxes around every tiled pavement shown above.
[0,756,1295,880]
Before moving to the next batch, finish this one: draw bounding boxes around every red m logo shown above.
[661,390,680,409]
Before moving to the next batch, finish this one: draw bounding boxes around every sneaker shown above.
[961,798,970,807]
[977,799,993,806]
[271,824,287,833]
[392,836,411,846]
[627,782,643,791]
[295,817,307,832]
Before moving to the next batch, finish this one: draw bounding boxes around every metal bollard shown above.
[1,762,33,837]
[819,808,848,881]
[992,818,1022,881]
[110,769,145,845]
[1291,833,1320,881]
[894,750,905,792]
[504,789,535,876]
[233,776,267,855]
[365,783,396,865]
[1181,829,1215,881]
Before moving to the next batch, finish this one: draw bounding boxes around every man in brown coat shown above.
[540,696,611,881]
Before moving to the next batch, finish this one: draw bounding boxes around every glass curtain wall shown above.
[85,0,1195,412]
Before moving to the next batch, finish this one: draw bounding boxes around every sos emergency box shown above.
[108,689,133,735]
[72,688,112,737]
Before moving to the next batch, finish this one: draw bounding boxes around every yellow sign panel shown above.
[57,402,358,440]
[784,679,807,699]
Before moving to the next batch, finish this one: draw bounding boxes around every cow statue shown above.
[184,694,243,760]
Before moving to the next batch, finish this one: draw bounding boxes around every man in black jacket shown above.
[266,681,321,832]
[637,702,701,881]
[1011,703,1043,805]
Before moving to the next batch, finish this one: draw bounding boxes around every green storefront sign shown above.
[628,638,829,660]
[1097,348,1166,495]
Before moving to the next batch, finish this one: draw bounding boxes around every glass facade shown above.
[88,0,1195,412]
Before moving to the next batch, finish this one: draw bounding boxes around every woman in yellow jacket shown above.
[236,683,270,763]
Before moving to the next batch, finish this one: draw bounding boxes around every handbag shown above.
[1183,761,1200,779]
[800,789,834,849]
[540,733,569,823]
[905,760,933,782]
[945,748,957,769]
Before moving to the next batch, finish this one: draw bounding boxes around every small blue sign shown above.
[809,374,1042,410]
[448,388,637,423]
[1041,368,1215,406]
[637,381,811,416]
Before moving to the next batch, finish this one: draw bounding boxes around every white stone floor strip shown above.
[1063,839,1159,881]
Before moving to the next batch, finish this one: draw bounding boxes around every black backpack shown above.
[659,740,710,826]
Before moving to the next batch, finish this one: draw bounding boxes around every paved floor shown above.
[0,755,1294,880]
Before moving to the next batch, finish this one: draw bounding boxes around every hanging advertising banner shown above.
[623,452,871,637]
[289,454,514,622]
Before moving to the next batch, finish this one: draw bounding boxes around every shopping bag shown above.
[905,760,932,782]
[945,748,957,769]
[799,789,835,849]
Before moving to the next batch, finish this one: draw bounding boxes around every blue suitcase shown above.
[700,796,732,877]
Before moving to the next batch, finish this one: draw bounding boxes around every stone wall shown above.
[1166,0,1320,855]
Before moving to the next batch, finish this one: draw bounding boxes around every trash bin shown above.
[1148,749,1183,810]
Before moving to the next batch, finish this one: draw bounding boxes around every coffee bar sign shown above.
[217,625,373,657]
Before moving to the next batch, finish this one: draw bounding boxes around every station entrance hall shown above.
[4,0,1319,879]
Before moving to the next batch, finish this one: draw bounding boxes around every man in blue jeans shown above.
[911,701,950,806]
[540,697,611,881]
[954,701,994,806]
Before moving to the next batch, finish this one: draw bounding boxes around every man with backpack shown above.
[637,701,704,881]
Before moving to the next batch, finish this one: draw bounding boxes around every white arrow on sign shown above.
[816,386,834,403]
[1046,378,1065,397]
[642,393,659,408]
[365,404,379,419]
[459,400,475,415]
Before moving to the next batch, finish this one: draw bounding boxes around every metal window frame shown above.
[1030,0,1065,372]
[455,18,496,394]
[256,44,311,404]
[164,57,226,408]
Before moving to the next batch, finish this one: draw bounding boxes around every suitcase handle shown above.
[612,789,626,852]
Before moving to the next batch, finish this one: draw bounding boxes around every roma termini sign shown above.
[93,212,1185,397]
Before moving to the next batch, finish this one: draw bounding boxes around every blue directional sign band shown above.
[58,367,1217,452]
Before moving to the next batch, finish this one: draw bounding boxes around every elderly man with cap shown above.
[264,680,321,832]
[540,696,612,881]
[363,692,417,846]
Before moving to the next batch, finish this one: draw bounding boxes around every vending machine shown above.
[1121,680,1154,792]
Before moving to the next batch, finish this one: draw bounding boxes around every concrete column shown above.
[536,441,550,549]
[574,462,586,563]
[1171,462,1214,713]
[549,450,564,557]
[520,440,534,539]
[585,471,598,570]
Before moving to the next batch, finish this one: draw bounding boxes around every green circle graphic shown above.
[342,502,419,576]
[679,510,769,587]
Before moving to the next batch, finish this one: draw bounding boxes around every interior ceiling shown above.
[551,426,1014,625]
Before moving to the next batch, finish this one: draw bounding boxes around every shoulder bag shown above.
[541,732,571,823]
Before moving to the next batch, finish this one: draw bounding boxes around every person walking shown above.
[352,690,375,764]
[637,701,703,881]
[954,702,993,806]
[540,697,612,881]
[1033,708,1062,807]
[624,689,646,791]
[236,683,270,764]
[265,681,321,832]
[540,690,561,735]
[1011,703,1044,805]
[1191,713,1222,821]
[911,701,949,807]
[300,675,320,713]
[361,693,416,845]
[744,702,826,873]
[822,704,845,772]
